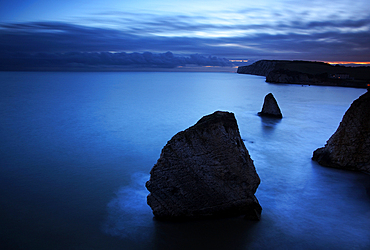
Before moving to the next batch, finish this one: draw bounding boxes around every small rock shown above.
[258,93,283,118]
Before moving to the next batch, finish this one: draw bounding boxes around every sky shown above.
[0,0,369,69]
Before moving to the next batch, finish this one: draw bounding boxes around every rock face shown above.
[258,93,283,118]
[146,111,261,220]
[266,69,325,85]
[312,90,370,173]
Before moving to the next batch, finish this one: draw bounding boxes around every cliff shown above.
[312,90,370,174]
[237,60,278,76]
[146,111,261,220]
[237,60,370,88]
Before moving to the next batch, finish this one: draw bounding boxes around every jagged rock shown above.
[312,90,370,173]
[258,93,283,118]
[146,111,261,220]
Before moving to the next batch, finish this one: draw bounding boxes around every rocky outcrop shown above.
[258,93,283,118]
[312,90,370,174]
[146,111,261,220]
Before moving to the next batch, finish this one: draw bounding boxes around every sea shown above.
[0,71,369,250]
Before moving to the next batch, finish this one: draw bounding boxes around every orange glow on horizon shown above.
[229,59,249,62]
[325,61,370,65]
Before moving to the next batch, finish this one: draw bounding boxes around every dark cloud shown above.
[276,18,370,31]
[0,50,232,71]
[0,13,369,71]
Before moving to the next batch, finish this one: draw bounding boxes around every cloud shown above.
[0,8,369,69]
[0,50,232,71]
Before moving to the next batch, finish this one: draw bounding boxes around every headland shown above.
[237,60,370,88]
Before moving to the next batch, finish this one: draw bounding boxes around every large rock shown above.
[146,111,261,220]
[258,93,283,118]
[312,90,370,173]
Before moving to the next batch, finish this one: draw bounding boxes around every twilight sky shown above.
[1,0,369,69]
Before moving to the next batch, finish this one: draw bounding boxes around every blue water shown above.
[0,72,369,250]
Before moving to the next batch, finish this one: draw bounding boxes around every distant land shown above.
[237,60,370,88]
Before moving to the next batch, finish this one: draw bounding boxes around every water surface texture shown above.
[0,72,369,249]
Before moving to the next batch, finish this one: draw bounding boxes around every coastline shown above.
[237,60,370,88]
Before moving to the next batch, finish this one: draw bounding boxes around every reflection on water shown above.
[259,115,282,134]
[152,217,259,250]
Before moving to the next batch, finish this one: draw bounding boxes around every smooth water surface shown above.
[0,72,369,249]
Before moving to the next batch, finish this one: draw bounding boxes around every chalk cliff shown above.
[258,93,283,118]
[312,90,370,174]
[146,111,261,220]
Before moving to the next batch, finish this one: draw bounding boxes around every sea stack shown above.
[258,93,283,118]
[312,90,370,174]
[146,111,261,220]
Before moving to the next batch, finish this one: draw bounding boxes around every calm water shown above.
[0,72,369,250]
